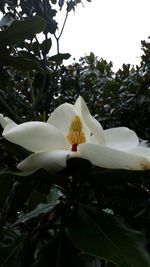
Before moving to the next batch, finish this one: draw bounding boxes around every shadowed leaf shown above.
[0,237,27,267]
[0,16,46,47]
[66,205,150,267]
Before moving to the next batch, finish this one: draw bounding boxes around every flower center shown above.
[67,115,86,151]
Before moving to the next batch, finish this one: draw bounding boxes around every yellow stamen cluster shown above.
[67,115,86,146]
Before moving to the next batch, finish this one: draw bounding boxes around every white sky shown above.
[54,0,150,70]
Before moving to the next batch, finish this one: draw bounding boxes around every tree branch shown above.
[54,10,69,55]
[58,10,68,40]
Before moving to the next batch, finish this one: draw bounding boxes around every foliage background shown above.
[0,1,150,266]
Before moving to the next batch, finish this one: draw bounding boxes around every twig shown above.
[58,10,68,40]
[54,10,69,54]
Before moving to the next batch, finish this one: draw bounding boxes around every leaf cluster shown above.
[0,158,150,267]
[0,1,150,266]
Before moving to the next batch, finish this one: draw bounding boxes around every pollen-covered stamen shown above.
[67,115,86,151]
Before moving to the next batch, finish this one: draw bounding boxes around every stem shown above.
[54,34,60,55]
[54,10,69,55]
[56,233,63,267]
[43,0,49,65]
[58,10,68,40]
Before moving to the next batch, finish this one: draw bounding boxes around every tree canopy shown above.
[0,1,150,267]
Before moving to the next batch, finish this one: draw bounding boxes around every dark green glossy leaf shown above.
[0,169,37,177]
[31,41,41,57]
[66,206,150,267]
[58,0,64,9]
[0,174,13,207]
[0,168,53,179]
[51,0,57,4]
[80,255,104,267]
[19,50,37,60]
[32,233,86,267]
[0,1,4,13]
[41,38,52,56]
[28,190,47,211]
[87,168,147,185]
[49,53,71,63]
[4,181,32,217]
[0,237,26,267]
[1,228,21,243]
[66,158,146,185]
[15,186,62,224]
[0,16,46,47]
[0,168,53,185]
[47,186,63,203]
[0,53,42,71]
[1,138,29,159]
[67,1,76,12]
[15,202,56,224]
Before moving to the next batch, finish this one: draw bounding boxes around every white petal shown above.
[17,150,72,173]
[74,96,105,144]
[78,143,150,170]
[138,139,148,147]
[3,121,70,152]
[0,114,16,129]
[47,102,90,141]
[128,147,150,160]
[47,103,76,135]
[104,127,139,150]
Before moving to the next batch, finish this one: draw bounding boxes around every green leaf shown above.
[58,0,64,9]
[15,186,62,224]
[41,38,52,56]
[31,41,41,57]
[0,169,38,177]
[49,53,71,63]
[4,181,32,217]
[0,16,46,47]
[15,202,57,224]
[0,53,42,71]
[87,168,146,185]
[51,0,57,4]
[32,233,86,267]
[0,174,13,207]
[0,168,53,185]
[80,255,104,267]
[28,190,47,211]
[0,237,26,267]
[0,228,21,244]
[66,206,150,267]
[66,158,146,185]
[47,186,63,203]
[19,50,37,60]
[67,1,76,12]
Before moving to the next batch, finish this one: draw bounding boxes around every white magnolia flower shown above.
[0,114,17,129]
[0,96,150,172]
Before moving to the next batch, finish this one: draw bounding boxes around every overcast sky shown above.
[54,0,150,70]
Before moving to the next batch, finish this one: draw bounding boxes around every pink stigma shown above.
[71,144,78,152]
